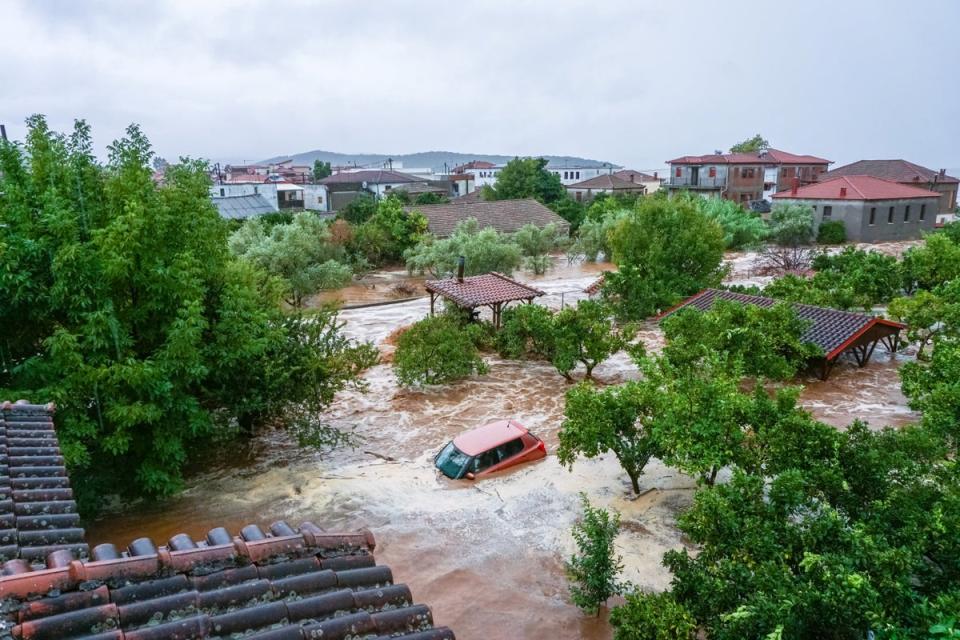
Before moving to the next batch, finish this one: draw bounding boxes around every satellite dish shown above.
[361,181,368,189]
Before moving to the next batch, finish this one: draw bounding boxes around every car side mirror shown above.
[465,472,476,480]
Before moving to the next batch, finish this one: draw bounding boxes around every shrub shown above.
[769,202,815,246]
[610,592,697,640]
[496,303,556,360]
[696,196,768,249]
[393,315,488,386]
[404,219,522,278]
[566,494,623,616]
[816,220,847,244]
[339,193,378,224]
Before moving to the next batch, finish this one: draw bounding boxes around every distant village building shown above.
[276,182,305,209]
[566,173,647,202]
[451,160,622,191]
[405,198,570,237]
[452,160,499,189]
[820,159,958,219]
[319,169,427,210]
[772,175,939,243]
[666,149,831,204]
[211,194,276,219]
[613,169,662,194]
[211,182,280,210]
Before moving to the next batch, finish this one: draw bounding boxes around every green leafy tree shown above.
[901,233,960,292]
[729,134,769,153]
[513,222,564,274]
[888,285,960,359]
[404,219,522,278]
[900,336,960,453]
[610,592,697,640]
[661,300,821,380]
[602,197,726,320]
[393,315,488,386]
[769,202,815,246]
[339,193,378,224]
[312,159,332,181]
[414,191,448,205]
[695,196,768,249]
[0,116,376,505]
[566,494,624,616]
[229,212,353,308]
[484,156,565,203]
[552,299,636,380]
[558,380,659,494]
[496,303,557,360]
[569,208,629,262]
[549,195,587,230]
[816,220,847,244]
[811,246,904,307]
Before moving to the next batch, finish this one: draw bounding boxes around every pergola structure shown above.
[659,288,906,380]
[425,272,545,328]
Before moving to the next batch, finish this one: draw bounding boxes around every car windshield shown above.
[435,442,472,479]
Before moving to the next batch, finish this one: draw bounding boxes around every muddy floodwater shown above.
[86,250,919,640]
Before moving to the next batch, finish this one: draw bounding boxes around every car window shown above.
[497,438,525,461]
[473,449,499,472]
[435,442,472,479]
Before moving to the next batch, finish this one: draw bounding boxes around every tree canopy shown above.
[404,218,522,278]
[0,117,377,507]
[483,156,565,204]
[729,134,770,153]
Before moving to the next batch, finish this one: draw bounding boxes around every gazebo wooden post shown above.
[429,292,436,316]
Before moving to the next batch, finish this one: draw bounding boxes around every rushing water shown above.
[85,251,918,640]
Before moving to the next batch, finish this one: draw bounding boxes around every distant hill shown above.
[259,150,617,172]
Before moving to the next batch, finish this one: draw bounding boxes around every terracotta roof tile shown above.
[0,403,456,640]
[822,159,958,185]
[667,148,830,165]
[407,198,569,238]
[319,170,423,186]
[660,289,904,360]
[566,174,646,190]
[425,273,544,307]
[772,175,941,201]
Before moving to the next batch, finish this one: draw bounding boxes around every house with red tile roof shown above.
[0,401,456,640]
[772,175,939,242]
[613,169,663,193]
[821,159,958,216]
[566,174,647,202]
[666,148,831,204]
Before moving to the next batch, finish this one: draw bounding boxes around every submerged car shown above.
[435,420,547,479]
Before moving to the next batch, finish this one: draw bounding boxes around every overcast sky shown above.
[3,0,959,171]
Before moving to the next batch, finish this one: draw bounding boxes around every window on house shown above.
[576,171,580,179]
[564,171,569,179]
[920,204,926,220]
[822,205,833,219]
[904,205,911,222]
[220,188,225,196]
[869,207,877,225]
[254,186,259,194]
[675,167,682,177]
[888,206,895,223]
[708,167,716,177]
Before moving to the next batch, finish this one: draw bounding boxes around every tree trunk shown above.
[628,469,641,494]
[705,465,719,486]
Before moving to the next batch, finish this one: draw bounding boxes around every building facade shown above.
[821,159,958,217]
[566,174,646,202]
[772,175,939,243]
[667,149,830,204]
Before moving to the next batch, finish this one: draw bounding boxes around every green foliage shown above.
[549,195,587,230]
[696,196,768,249]
[569,209,628,262]
[393,315,488,386]
[496,304,556,360]
[229,212,353,308]
[888,285,960,358]
[485,156,565,204]
[816,220,847,244]
[350,196,428,266]
[729,134,769,153]
[900,336,960,453]
[610,592,697,640]
[312,159,332,181]
[404,219,522,278]
[552,300,637,380]
[566,494,624,615]
[0,117,377,506]
[901,233,960,292]
[558,379,659,494]
[338,193,378,224]
[413,191,448,205]
[600,197,726,321]
[661,300,821,380]
[769,203,815,246]
[514,222,564,274]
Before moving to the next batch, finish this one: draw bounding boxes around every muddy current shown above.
[85,249,919,640]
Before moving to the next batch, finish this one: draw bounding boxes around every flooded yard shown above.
[86,249,918,640]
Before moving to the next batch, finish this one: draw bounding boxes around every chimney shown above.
[630,173,636,183]
[791,176,799,195]
[940,168,946,177]
[457,256,465,283]
[653,171,658,180]
[840,186,847,197]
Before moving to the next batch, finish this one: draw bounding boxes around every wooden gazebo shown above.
[425,272,545,328]
[659,288,905,380]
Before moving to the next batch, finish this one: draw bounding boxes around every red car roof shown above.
[454,420,529,456]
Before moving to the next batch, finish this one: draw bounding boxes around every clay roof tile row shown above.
[0,402,456,640]
[425,273,544,308]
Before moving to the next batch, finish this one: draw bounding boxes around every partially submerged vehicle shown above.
[435,420,546,480]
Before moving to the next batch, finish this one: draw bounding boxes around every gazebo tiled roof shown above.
[659,289,905,378]
[425,272,544,308]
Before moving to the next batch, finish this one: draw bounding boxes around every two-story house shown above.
[666,149,831,204]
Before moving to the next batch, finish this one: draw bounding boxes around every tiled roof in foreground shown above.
[406,198,570,237]
[0,401,455,640]
[660,289,904,360]
[425,272,544,307]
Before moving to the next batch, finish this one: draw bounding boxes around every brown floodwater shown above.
[85,249,918,640]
